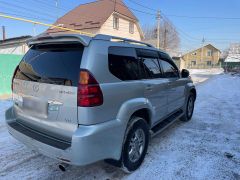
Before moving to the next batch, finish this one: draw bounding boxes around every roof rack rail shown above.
[94,34,154,48]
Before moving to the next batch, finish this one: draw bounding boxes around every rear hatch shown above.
[12,43,84,142]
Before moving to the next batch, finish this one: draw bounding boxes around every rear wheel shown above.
[105,117,149,172]
[121,117,149,172]
[180,93,195,122]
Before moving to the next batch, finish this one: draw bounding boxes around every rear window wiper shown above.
[39,77,72,86]
[20,71,39,82]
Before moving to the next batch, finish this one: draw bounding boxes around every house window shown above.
[129,22,134,34]
[192,52,197,56]
[207,61,212,66]
[207,50,213,56]
[191,61,196,66]
[113,16,119,30]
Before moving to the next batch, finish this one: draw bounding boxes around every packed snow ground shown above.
[0,73,240,180]
[189,68,224,84]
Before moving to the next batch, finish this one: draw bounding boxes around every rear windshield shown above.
[15,43,83,86]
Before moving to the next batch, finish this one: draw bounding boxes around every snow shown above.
[225,56,240,63]
[225,43,240,62]
[0,73,240,179]
[189,68,224,84]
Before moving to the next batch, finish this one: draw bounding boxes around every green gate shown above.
[0,54,23,95]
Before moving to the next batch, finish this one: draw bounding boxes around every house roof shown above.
[225,55,240,62]
[0,35,32,47]
[182,44,221,56]
[47,0,138,34]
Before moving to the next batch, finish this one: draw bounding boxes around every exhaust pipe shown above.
[58,163,69,172]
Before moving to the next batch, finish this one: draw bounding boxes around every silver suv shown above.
[5,34,196,172]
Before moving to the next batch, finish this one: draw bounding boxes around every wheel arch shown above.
[130,108,151,127]
[190,88,197,101]
[112,98,153,160]
[116,98,154,127]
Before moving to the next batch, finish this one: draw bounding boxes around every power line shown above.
[33,0,68,12]
[125,0,198,48]
[126,0,234,49]
[0,13,94,36]
[164,14,240,20]
[125,0,200,43]
[0,11,53,22]
[161,13,201,42]
[127,0,157,12]
[107,0,155,16]
[125,0,240,49]
[0,0,58,19]
[128,0,240,20]
[0,2,56,22]
[1,0,234,48]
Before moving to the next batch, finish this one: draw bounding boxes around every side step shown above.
[151,109,183,137]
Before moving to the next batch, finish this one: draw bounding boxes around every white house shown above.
[47,0,144,41]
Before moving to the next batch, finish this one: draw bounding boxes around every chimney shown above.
[2,26,6,40]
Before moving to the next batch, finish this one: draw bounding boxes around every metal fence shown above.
[0,54,23,95]
[223,65,240,73]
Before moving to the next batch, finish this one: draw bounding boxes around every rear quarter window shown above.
[108,46,145,81]
[136,49,162,79]
[15,43,84,86]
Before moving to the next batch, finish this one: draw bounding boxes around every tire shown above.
[180,93,195,122]
[121,117,149,173]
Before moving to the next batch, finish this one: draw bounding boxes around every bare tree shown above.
[142,20,180,57]
[221,48,230,60]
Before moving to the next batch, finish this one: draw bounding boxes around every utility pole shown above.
[163,27,168,51]
[156,10,161,49]
[2,26,6,40]
[200,37,205,63]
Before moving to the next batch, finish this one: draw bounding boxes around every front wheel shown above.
[121,117,149,173]
[180,93,195,122]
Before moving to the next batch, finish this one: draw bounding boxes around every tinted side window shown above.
[160,60,179,78]
[108,47,144,81]
[136,49,162,79]
[159,52,179,78]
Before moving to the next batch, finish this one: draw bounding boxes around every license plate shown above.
[23,97,48,115]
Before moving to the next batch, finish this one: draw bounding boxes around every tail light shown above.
[77,69,103,107]
[11,65,19,92]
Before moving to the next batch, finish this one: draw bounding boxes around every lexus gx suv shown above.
[5,34,196,172]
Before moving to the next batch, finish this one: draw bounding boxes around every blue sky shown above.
[0,0,240,53]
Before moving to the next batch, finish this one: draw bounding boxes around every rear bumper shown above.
[5,107,125,166]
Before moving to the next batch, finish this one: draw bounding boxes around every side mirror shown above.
[181,69,190,78]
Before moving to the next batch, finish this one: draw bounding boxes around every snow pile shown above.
[0,74,240,179]
[225,43,240,62]
[189,68,224,84]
